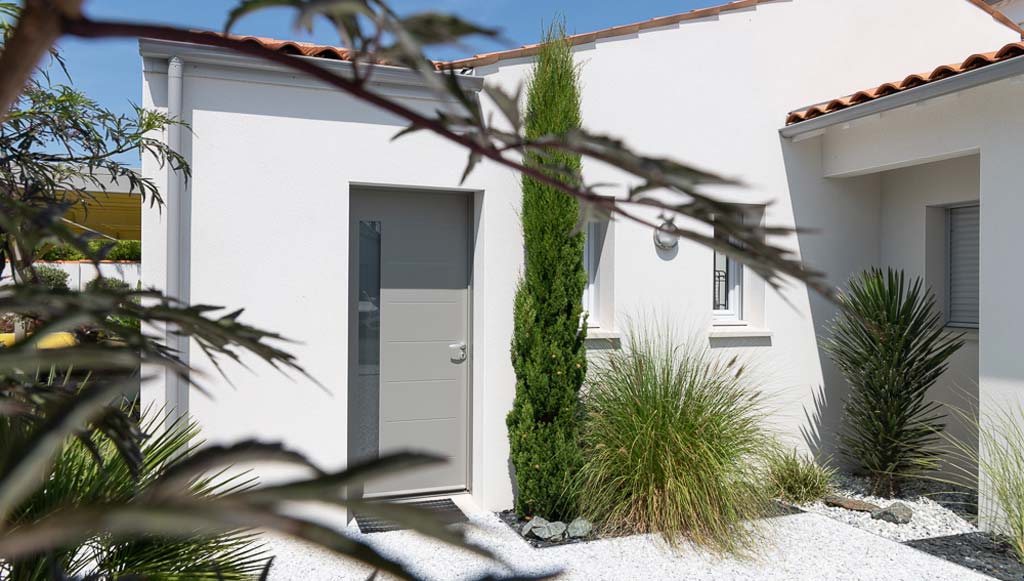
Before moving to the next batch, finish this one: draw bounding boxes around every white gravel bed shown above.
[264,509,987,580]
[797,473,978,542]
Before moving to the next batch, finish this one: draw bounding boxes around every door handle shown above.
[448,342,467,363]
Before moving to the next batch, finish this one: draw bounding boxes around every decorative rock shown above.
[823,495,881,513]
[521,516,548,537]
[567,517,593,539]
[872,502,913,524]
[530,520,567,541]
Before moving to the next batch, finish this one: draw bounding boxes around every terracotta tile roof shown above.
[443,0,771,69]
[785,40,1024,125]
[442,0,1024,69]
[194,1,1022,72]
[190,31,402,66]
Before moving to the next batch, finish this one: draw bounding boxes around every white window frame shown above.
[945,203,979,329]
[712,224,744,324]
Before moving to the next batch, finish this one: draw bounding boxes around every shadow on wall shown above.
[780,134,883,465]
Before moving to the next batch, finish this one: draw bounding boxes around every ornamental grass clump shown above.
[822,268,964,497]
[942,405,1024,564]
[766,448,835,504]
[577,325,776,553]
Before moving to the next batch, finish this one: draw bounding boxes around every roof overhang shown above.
[139,38,485,94]
[780,53,1024,139]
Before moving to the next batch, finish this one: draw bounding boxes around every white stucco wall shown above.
[476,0,1013,457]
[141,0,1018,512]
[878,156,981,466]
[808,68,1024,526]
[141,53,522,511]
[1,262,141,290]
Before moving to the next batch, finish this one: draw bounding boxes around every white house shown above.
[139,0,1024,517]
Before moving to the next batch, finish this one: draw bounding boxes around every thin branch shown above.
[61,18,605,202]
[0,0,83,117]
[59,16,827,295]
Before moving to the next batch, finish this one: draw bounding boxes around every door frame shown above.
[346,182,477,500]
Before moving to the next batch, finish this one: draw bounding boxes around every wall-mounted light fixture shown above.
[653,215,679,251]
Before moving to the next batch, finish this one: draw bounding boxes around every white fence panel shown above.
[1,262,142,291]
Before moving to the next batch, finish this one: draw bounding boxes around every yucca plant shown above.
[2,409,270,580]
[823,268,964,497]
[766,448,835,504]
[577,324,776,554]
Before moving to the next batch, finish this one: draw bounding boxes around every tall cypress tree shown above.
[507,20,587,520]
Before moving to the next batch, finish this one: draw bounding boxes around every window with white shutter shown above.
[947,205,979,328]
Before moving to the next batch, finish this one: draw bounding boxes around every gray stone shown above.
[530,520,567,541]
[872,502,913,525]
[824,495,881,513]
[521,516,548,537]
[567,517,593,539]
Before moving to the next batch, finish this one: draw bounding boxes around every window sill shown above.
[585,329,622,341]
[944,326,979,342]
[708,325,773,339]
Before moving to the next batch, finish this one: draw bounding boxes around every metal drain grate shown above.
[354,498,469,534]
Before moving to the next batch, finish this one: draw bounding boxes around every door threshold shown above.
[362,487,470,503]
[353,495,475,534]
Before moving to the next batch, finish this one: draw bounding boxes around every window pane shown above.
[948,205,979,327]
[583,221,603,326]
[713,249,730,311]
[355,220,381,459]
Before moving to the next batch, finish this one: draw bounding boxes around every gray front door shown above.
[348,188,471,497]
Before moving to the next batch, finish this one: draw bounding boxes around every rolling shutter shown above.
[948,205,979,327]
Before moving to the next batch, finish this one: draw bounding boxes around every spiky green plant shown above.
[823,268,964,497]
[1,409,270,580]
[766,448,835,504]
[507,18,587,521]
[576,324,776,554]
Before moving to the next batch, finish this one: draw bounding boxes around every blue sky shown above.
[54,1,722,139]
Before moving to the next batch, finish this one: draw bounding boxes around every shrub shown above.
[766,448,835,504]
[507,19,588,520]
[85,276,131,292]
[2,410,270,579]
[822,268,964,497]
[31,264,70,292]
[84,277,139,335]
[95,239,141,261]
[577,325,776,553]
[36,243,84,261]
[34,240,141,262]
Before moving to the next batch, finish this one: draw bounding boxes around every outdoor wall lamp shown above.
[653,216,679,250]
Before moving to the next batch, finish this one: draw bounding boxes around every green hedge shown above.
[32,264,71,292]
[85,277,131,292]
[36,240,141,262]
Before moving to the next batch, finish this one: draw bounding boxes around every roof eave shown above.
[138,38,485,93]
[780,53,1024,139]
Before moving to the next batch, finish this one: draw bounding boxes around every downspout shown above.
[165,56,188,421]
